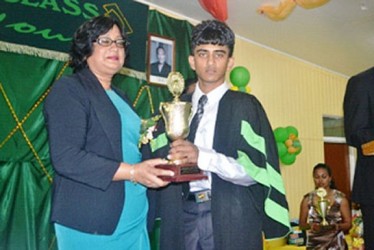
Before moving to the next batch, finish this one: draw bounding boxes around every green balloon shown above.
[286,126,298,137]
[281,153,296,165]
[277,142,287,157]
[230,66,250,87]
[292,139,301,148]
[274,127,288,142]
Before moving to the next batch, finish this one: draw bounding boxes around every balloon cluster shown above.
[229,66,251,93]
[274,126,302,165]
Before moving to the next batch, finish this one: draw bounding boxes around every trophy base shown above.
[156,162,208,182]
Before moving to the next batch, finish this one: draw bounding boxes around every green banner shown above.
[0,0,148,71]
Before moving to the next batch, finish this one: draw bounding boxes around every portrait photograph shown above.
[147,34,175,86]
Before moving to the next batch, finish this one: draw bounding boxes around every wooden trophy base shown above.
[156,162,208,182]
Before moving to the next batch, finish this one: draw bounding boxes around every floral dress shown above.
[305,189,348,250]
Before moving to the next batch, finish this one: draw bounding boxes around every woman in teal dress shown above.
[44,16,173,249]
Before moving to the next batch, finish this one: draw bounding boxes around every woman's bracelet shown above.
[130,165,137,184]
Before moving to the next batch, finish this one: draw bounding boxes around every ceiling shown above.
[136,0,374,77]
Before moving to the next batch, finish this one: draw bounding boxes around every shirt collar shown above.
[192,82,229,106]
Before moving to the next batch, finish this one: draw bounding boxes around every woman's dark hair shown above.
[69,15,128,72]
[313,163,337,189]
[190,20,235,57]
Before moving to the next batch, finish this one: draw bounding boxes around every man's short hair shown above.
[190,20,235,57]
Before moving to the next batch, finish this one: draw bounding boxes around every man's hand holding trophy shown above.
[155,72,208,182]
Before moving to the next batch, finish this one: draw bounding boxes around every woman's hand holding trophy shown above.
[312,187,336,232]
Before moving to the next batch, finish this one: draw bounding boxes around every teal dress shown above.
[54,89,150,250]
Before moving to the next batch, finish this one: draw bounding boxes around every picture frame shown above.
[147,33,175,86]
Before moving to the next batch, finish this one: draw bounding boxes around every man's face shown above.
[189,44,234,90]
[157,48,166,64]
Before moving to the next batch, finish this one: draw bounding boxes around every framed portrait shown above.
[147,34,175,86]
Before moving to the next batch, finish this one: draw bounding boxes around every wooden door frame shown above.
[323,136,356,202]
[324,136,356,188]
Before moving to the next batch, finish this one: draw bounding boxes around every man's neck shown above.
[198,81,225,94]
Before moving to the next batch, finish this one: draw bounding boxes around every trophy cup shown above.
[156,72,208,182]
[316,187,330,226]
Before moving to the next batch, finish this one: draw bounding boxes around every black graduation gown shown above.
[146,90,290,250]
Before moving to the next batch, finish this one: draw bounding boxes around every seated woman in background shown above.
[299,163,352,249]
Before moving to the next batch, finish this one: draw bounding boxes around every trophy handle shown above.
[159,102,168,127]
[159,102,165,117]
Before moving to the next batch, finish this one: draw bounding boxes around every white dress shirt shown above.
[189,82,256,192]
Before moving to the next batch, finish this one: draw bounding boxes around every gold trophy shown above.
[156,72,207,182]
[316,187,330,226]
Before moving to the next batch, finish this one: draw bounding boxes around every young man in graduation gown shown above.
[146,20,291,250]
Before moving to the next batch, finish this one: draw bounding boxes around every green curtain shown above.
[0,51,70,250]
[0,10,194,250]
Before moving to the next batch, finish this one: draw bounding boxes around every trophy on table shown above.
[316,187,330,226]
[156,72,208,182]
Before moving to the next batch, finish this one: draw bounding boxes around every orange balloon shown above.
[295,0,330,9]
[289,134,297,140]
[257,0,296,21]
[288,146,297,154]
[285,139,293,147]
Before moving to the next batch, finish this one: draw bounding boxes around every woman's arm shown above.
[299,196,311,230]
[337,196,352,232]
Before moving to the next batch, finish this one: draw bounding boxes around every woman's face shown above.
[313,168,332,189]
[86,25,125,78]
